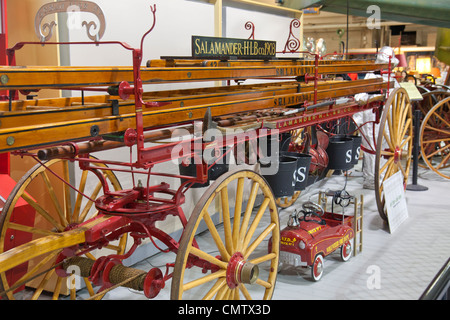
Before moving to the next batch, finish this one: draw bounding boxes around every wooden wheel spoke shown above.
[202,209,230,261]
[39,171,68,227]
[379,156,394,175]
[424,125,450,136]
[398,118,412,146]
[382,160,397,183]
[256,278,272,289]
[380,150,394,157]
[433,110,450,128]
[397,160,407,177]
[9,250,60,297]
[237,181,260,251]
[6,222,56,237]
[72,170,89,223]
[31,268,56,300]
[62,161,72,224]
[436,151,450,170]
[202,278,227,300]
[232,177,245,250]
[52,276,63,300]
[387,108,395,143]
[425,143,450,159]
[83,277,96,297]
[77,180,103,223]
[244,222,276,259]
[400,135,412,149]
[21,193,64,232]
[239,283,252,300]
[242,197,270,251]
[422,137,450,145]
[383,130,395,151]
[183,269,227,292]
[250,252,277,265]
[232,287,240,300]
[220,187,234,254]
[394,103,406,141]
[189,246,228,270]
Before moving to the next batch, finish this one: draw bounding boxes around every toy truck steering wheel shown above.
[301,201,326,225]
[302,201,324,216]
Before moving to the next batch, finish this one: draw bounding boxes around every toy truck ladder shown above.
[317,192,363,256]
[352,195,363,256]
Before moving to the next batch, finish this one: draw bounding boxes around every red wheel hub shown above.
[226,252,259,289]
[394,146,401,163]
[143,268,165,299]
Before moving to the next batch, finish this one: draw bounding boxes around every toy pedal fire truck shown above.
[272,191,363,281]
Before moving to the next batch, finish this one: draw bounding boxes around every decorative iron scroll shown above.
[35,0,106,42]
[282,19,301,53]
[245,21,255,40]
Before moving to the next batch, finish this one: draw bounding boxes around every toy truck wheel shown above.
[311,254,324,281]
[340,240,352,262]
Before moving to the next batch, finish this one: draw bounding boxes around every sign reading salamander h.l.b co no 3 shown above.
[192,36,276,60]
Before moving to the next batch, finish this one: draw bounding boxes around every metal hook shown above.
[139,4,157,54]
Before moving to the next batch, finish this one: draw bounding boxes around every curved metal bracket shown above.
[35,0,106,42]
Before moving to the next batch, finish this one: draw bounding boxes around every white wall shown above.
[225,6,299,54]
[68,0,215,66]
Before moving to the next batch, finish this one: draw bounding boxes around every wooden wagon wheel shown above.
[419,96,450,179]
[375,88,413,221]
[0,157,125,300]
[171,169,279,300]
[417,90,450,123]
[276,191,301,208]
[418,91,450,161]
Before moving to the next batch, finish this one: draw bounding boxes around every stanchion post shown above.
[406,109,428,191]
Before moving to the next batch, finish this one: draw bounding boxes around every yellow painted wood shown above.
[374,88,413,221]
[0,78,391,153]
[0,60,388,90]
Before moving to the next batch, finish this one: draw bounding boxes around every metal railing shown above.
[420,258,450,300]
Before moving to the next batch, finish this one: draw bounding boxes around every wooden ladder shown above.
[317,192,363,256]
[352,194,364,256]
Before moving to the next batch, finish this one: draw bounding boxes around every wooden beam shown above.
[0,78,390,153]
[0,60,388,90]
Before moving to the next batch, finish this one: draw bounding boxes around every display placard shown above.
[192,36,276,60]
[400,82,423,101]
[383,171,409,233]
